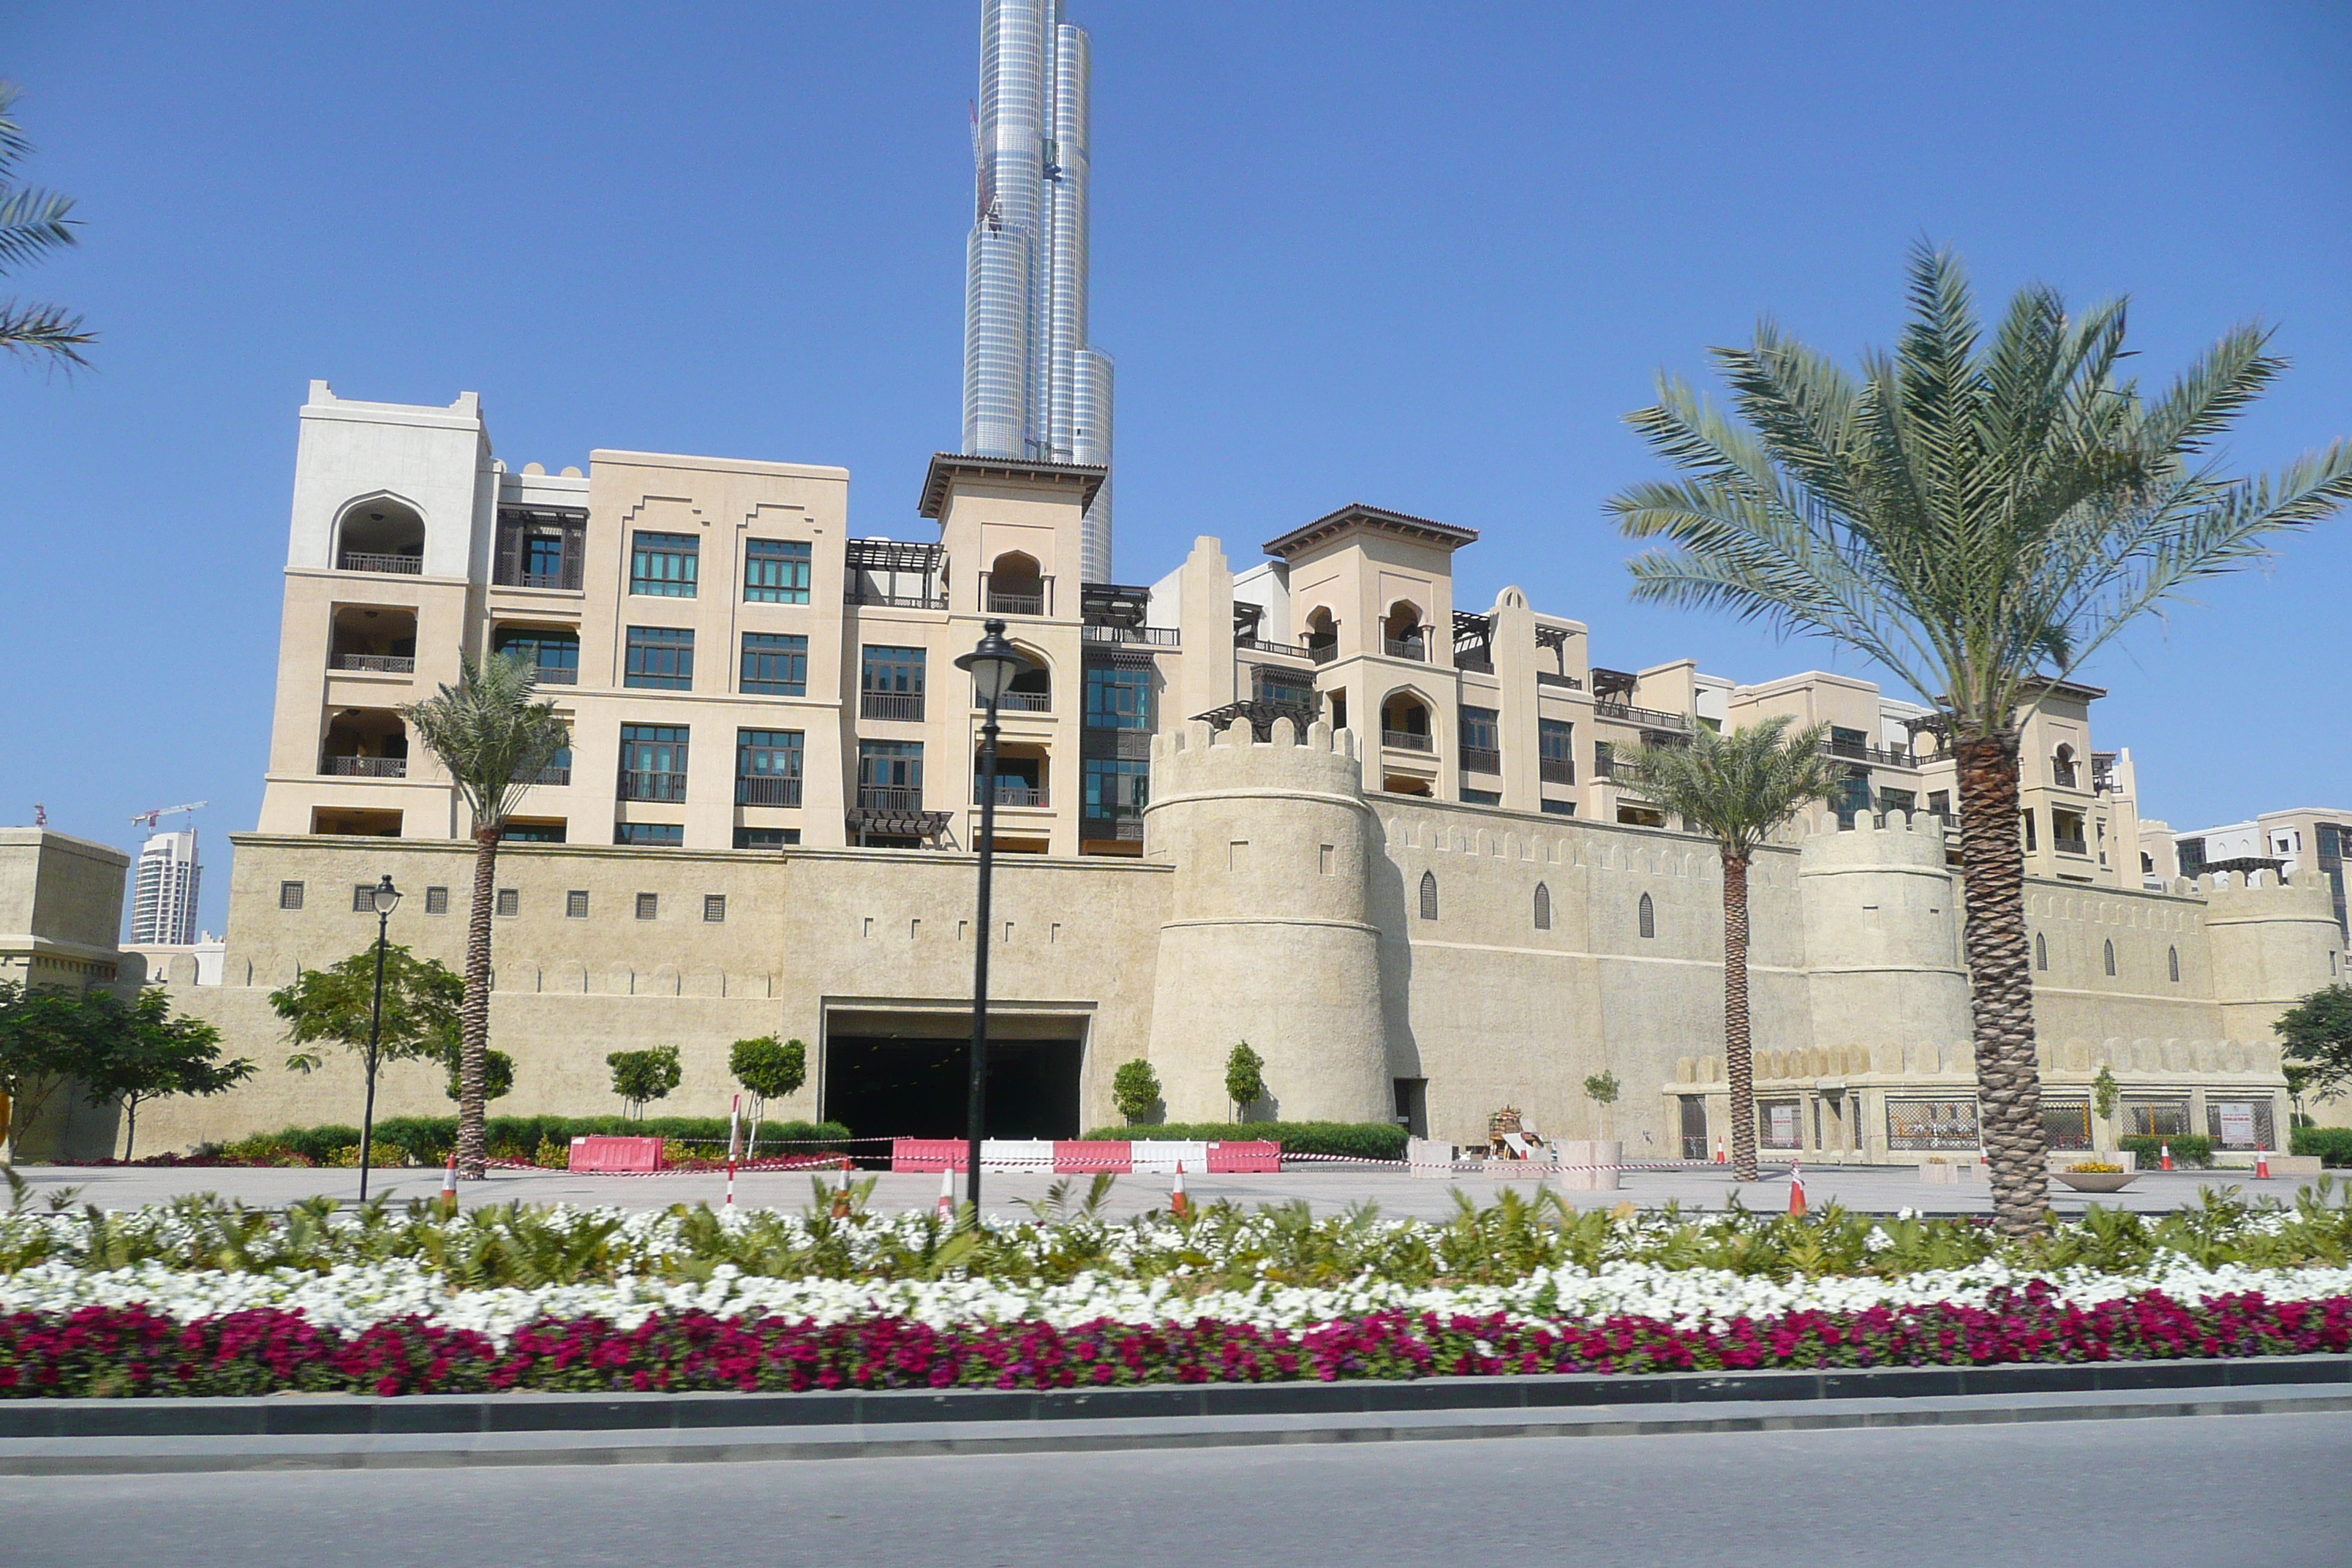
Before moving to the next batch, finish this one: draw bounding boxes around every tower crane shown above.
[130,802,207,832]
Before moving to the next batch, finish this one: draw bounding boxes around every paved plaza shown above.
[13,1158,2334,1221]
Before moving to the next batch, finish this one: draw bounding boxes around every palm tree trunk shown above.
[456,823,501,1179]
[1722,851,1759,1182]
[1953,734,2048,1235]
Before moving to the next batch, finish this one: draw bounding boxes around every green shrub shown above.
[2119,1133,2214,1168]
[1078,1120,1407,1162]
[215,1116,851,1167]
[2292,1126,2352,1166]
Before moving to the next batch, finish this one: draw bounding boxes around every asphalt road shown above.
[4,1411,2342,1568]
[15,1159,2329,1221]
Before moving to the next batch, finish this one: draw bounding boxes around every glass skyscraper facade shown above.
[964,0,1115,583]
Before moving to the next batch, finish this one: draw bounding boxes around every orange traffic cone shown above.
[2160,1142,2174,1172]
[440,1154,459,1216]
[1714,1136,1725,1166]
[2255,1147,2272,1180]
[936,1164,956,1220]
[831,1157,853,1218]
[1170,1160,1191,1217]
[1787,1160,1807,1218]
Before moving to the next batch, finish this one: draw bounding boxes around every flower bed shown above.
[1,1183,2346,1397]
[5,1287,2348,1398]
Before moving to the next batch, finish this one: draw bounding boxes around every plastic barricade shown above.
[1056,1140,1131,1173]
[568,1135,665,1172]
[1205,1140,1281,1174]
[892,1139,965,1172]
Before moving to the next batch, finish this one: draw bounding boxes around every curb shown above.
[0,1357,2345,1473]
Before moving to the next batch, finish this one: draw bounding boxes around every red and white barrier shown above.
[887,1138,1280,1175]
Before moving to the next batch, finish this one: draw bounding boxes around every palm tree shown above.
[0,83,94,366]
[401,652,569,1177]
[1607,244,2352,1234]
[1621,717,1844,1181]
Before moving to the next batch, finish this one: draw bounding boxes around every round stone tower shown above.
[1796,813,1972,1064]
[1142,717,1390,1124]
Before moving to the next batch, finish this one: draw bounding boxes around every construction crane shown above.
[130,802,207,832]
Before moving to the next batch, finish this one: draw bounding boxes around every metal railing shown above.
[975,783,1048,808]
[1593,701,1690,730]
[1536,670,1584,690]
[860,691,925,722]
[1539,757,1576,785]
[338,551,422,575]
[2054,836,2089,856]
[1455,654,1493,674]
[1308,643,1337,664]
[1383,637,1427,661]
[2053,766,2081,790]
[986,590,1046,616]
[496,565,584,591]
[1082,811,1145,843]
[984,689,1052,712]
[1823,738,1915,766]
[1382,729,1433,753]
[535,765,571,786]
[336,654,415,674]
[736,774,803,807]
[1081,623,1180,647]
[619,770,688,802]
[846,589,949,609]
[1237,636,1315,660]
[857,785,923,811]
[1460,746,1502,774]
[530,666,577,685]
[323,755,406,777]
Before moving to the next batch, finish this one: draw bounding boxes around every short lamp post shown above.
[359,873,401,1202]
[952,619,1032,1213]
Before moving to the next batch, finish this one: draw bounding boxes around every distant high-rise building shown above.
[130,829,201,946]
[963,0,1115,583]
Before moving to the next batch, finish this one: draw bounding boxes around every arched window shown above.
[2103,939,2117,977]
[2034,932,2048,970]
[1637,892,1655,939]
[1534,883,1551,930]
[2168,945,2180,983]
[1419,870,1439,921]
[2053,745,2079,790]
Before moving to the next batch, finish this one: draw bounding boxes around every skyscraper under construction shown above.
[963,0,1115,583]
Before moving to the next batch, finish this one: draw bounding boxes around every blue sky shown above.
[4,1,2348,936]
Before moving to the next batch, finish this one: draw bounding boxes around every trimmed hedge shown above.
[198,1116,851,1168]
[2119,1134,2214,1169]
[2293,1126,2352,1166]
[1079,1120,1408,1162]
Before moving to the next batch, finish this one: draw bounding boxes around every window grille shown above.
[494,888,519,917]
[744,538,811,603]
[636,892,659,921]
[566,890,589,919]
[424,886,449,915]
[1886,1097,1982,1151]
[279,881,304,911]
[1637,892,1655,939]
[1419,871,1438,921]
[703,894,726,923]
[630,531,698,597]
[1758,1098,1803,1150]
[2043,1101,2094,1151]
[351,884,375,913]
[2103,939,2117,976]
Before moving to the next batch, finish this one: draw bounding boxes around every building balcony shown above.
[985,690,1052,713]
[737,774,803,807]
[1081,623,1179,647]
[2055,836,2090,856]
[858,784,923,811]
[1307,641,1337,664]
[531,665,577,685]
[1382,637,1427,661]
[337,551,422,576]
[987,589,1046,617]
[1382,729,1434,753]
[323,755,406,778]
[1539,757,1576,785]
[1460,746,1502,774]
[335,654,415,674]
[1081,805,1145,843]
[860,691,925,722]
[537,765,572,786]
[1594,701,1690,730]
[976,782,1048,808]
[619,771,688,803]
[1823,738,1915,766]
[1536,670,1584,691]
[1237,636,1314,660]
[847,589,948,610]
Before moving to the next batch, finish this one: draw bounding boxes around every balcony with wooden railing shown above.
[1460,746,1502,775]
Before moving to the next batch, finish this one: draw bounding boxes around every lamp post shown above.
[358,872,401,1202]
[953,619,1032,1213]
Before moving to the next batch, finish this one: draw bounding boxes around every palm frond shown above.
[0,186,77,274]
[0,298,91,365]
[1616,717,1847,858]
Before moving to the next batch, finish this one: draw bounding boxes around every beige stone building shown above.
[76,385,2334,1164]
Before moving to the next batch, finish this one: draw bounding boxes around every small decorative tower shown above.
[1141,717,1390,1123]
[1797,813,1971,1063]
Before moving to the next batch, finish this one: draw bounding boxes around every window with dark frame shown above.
[614,823,684,846]
[636,892,659,920]
[1419,870,1439,921]
[744,538,811,603]
[1638,892,1656,938]
[1085,663,1153,729]
[619,724,690,802]
[736,729,804,807]
[1534,883,1551,930]
[279,881,304,911]
[630,531,698,597]
[625,625,695,690]
[740,632,808,696]
[703,894,726,923]
[350,884,374,913]
[494,888,519,917]
[733,826,801,849]
[424,886,449,915]
[566,891,589,919]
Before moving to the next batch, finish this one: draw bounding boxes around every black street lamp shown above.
[358,872,401,1202]
[952,619,1032,1213]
